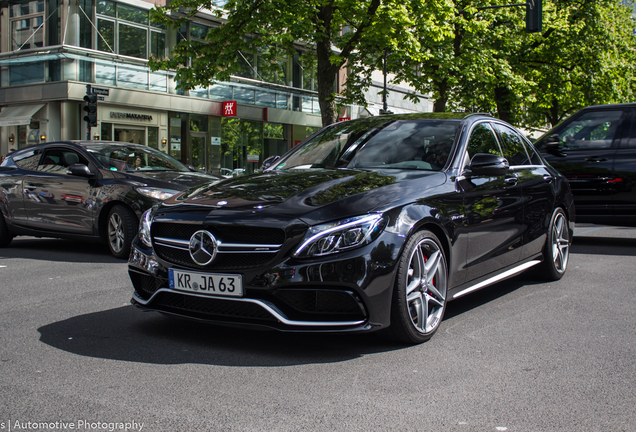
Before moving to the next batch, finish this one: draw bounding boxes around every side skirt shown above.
[449,259,542,300]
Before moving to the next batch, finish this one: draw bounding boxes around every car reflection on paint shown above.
[129,113,575,344]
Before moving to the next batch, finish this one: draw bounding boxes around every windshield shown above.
[274,119,458,171]
[81,143,190,172]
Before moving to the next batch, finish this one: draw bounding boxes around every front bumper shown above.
[128,232,402,332]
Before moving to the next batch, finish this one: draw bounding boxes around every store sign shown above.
[247,154,259,162]
[211,137,221,146]
[110,112,153,121]
[339,117,351,122]
[222,101,237,117]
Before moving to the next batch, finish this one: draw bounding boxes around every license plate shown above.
[169,269,243,297]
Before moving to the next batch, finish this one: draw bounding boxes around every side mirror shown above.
[67,163,94,177]
[261,155,280,171]
[468,153,509,176]
[545,134,560,145]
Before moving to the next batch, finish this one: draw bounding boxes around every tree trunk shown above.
[548,99,559,127]
[494,86,514,124]
[433,79,448,112]
[315,5,339,127]
[316,68,338,126]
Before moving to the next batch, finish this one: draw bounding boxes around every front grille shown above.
[152,292,276,321]
[151,222,286,270]
[152,222,285,245]
[153,245,274,270]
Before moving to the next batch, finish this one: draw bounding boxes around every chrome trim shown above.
[154,236,282,253]
[452,260,541,299]
[132,289,366,327]
[155,237,189,247]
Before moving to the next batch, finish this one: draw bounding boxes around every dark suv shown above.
[534,103,636,226]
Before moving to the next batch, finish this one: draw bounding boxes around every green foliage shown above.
[396,0,636,129]
[148,0,439,126]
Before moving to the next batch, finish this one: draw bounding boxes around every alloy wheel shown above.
[551,211,570,274]
[108,212,125,254]
[405,238,448,334]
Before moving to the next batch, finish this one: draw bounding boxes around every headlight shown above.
[138,209,153,248]
[136,187,180,201]
[294,214,386,258]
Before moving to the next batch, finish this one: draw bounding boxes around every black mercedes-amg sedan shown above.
[0,141,219,258]
[128,113,575,344]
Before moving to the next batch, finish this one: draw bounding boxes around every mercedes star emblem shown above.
[189,230,218,266]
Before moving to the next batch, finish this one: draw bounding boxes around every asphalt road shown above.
[0,224,634,432]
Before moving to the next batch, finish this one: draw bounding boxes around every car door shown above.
[2,148,42,227]
[22,147,95,234]
[539,109,625,216]
[608,108,636,221]
[458,122,524,281]
[492,122,555,260]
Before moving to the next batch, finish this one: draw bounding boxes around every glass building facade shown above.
[0,0,428,174]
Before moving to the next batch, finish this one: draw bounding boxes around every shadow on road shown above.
[0,237,119,263]
[443,274,538,320]
[38,272,543,366]
[38,305,409,366]
[570,235,636,256]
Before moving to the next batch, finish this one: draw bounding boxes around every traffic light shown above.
[526,0,542,33]
[83,93,98,127]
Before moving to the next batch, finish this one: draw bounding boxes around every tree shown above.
[397,0,636,129]
[149,0,434,126]
[521,0,636,127]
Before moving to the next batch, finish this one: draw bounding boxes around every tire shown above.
[539,207,570,281]
[107,205,138,259]
[0,211,13,248]
[388,230,448,344]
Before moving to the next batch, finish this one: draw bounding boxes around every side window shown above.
[467,123,503,160]
[556,110,624,150]
[12,150,40,171]
[492,123,531,166]
[624,110,636,148]
[37,150,88,174]
[524,140,544,165]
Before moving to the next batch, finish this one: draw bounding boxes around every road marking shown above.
[574,227,603,236]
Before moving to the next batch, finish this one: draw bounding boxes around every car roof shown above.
[578,103,636,110]
[359,112,492,121]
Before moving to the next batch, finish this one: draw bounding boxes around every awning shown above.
[0,104,44,127]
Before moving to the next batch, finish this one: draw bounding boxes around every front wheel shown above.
[388,230,448,344]
[540,207,570,281]
[107,205,138,259]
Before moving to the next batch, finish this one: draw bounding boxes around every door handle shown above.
[504,176,518,186]
[585,157,607,162]
[543,174,554,182]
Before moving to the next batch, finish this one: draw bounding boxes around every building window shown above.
[95,0,165,59]
[10,0,45,50]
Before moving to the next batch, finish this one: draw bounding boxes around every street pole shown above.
[86,84,92,141]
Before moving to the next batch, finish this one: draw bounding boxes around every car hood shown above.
[122,170,220,190]
[161,169,446,225]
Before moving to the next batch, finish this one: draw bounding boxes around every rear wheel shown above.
[107,205,138,259]
[389,230,448,344]
[540,207,570,281]
[0,211,13,247]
